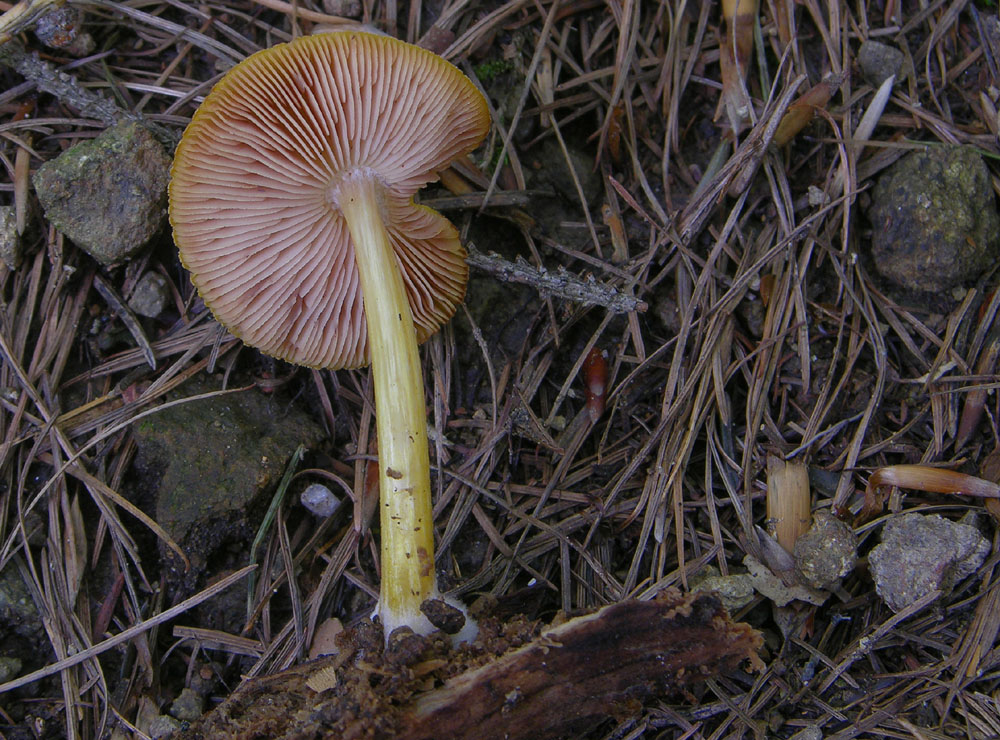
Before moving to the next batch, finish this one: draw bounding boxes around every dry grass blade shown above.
[250,0,353,27]
[765,454,811,553]
[172,625,265,657]
[93,274,156,370]
[717,0,758,134]
[0,566,255,694]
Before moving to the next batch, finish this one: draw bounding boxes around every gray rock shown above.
[130,375,323,591]
[0,566,40,640]
[33,121,170,265]
[793,511,858,591]
[148,714,183,738]
[692,572,755,612]
[168,687,204,722]
[0,655,22,683]
[0,206,19,269]
[866,146,1000,292]
[788,727,823,740]
[129,272,171,318]
[869,513,989,613]
[858,40,905,87]
[300,483,341,518]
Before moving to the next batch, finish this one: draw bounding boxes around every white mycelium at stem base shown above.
[332,171,442,637]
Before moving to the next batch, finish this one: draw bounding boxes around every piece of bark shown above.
[399,592,763,740]
[179,589,762,740]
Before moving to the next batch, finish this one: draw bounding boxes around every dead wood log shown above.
[180,589,762,740]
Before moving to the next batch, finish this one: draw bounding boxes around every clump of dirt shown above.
[869,513,990,612]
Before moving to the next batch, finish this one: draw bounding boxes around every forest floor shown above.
[2,0,1000,738]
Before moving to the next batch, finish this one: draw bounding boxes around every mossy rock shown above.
[867,145,1000,293]
[131,375,323,589]
[33,121,170,265]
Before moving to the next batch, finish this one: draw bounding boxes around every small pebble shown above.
[168,687,204,722]
[33,121,171,266]
[384,626,428,666]
[128,272,171,318]
[0,656,22,683]
[0,206,20,269]
[857,40,906,87]
[420,596,467,634]
[34,6,83,49]
[34,6,94,55]
[866,146,999,293]
[300,483,341,518]
[692,573,756,613]
[148,715,182,739]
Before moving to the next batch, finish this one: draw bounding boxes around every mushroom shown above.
[169,31,490,639]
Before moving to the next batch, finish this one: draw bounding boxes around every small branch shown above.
[0,0,58,45]
[467,246,646,314]
[0,39,178,146]
[0,566,256,695]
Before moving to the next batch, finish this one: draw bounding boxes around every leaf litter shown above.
[0,0,999,738]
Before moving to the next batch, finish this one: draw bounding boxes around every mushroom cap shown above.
[169,31,490,369]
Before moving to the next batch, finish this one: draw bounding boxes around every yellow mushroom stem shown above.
[334,171,440,638]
